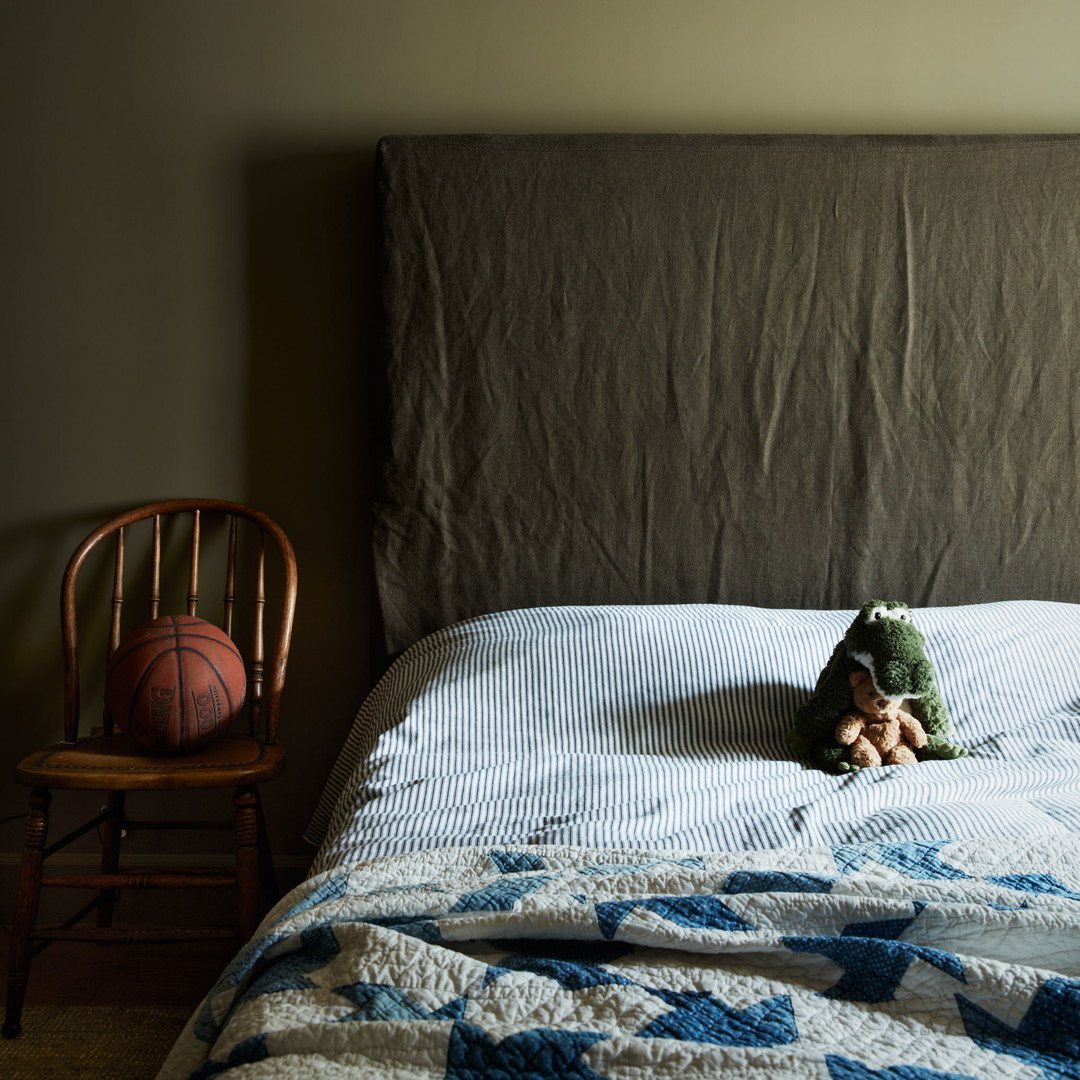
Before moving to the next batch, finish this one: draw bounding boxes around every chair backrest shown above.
[61,499,298,744]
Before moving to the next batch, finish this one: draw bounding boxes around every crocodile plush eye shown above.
[866,604,909,624]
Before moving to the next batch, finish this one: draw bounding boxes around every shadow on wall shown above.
[0,144,393,926]
[0,509,133,768]
[0,508,142,904]
[241,143,388,821]
[0,145,390,901]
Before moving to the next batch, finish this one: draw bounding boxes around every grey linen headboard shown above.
[374,134,1080,656]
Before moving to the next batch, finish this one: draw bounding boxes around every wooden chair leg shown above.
[253,788,278,912]
[97,790,126,928]
[4,788,51,1039]
[233,786,260,942]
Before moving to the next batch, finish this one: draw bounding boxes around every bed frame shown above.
[373,134,1080,656]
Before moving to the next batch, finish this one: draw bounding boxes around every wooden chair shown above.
[3,499,298,1038]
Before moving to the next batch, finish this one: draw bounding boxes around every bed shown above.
[159,135,1080,1079]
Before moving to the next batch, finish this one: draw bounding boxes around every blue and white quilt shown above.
[158,838,1080,1079]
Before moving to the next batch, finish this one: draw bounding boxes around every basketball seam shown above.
[107,618,242,670]
[109,634,242,671]
[193,652,244,736]
[178,647,245,744]
[128,650,171,737]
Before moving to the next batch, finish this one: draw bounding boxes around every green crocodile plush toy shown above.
[786,600,968,773]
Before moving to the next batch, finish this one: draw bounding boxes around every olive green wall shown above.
[2,0,1079,916]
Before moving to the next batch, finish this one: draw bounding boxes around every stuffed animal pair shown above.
[785,600,968,773]
[836,668,927,767]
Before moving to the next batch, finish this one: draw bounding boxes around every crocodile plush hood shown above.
[845,601,936,700]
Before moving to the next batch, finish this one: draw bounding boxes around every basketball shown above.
[105,615,247,754]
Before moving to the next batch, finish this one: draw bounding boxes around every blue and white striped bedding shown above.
[306,601,1080,873]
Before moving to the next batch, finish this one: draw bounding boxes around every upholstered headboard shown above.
[373,134,1080,656]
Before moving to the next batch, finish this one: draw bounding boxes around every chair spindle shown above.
[102,528,126,737]
[187,509,200,616]
[224,515,237,638]
[149,514,162,620]
[250,530,266,736]
[109,528,125,658]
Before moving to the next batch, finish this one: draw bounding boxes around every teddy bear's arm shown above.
[897,712,928,748]
[834,714,864,746]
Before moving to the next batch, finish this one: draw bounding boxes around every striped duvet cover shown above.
[306,601,1080,873]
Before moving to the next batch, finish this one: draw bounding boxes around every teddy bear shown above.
[834,668,928,767]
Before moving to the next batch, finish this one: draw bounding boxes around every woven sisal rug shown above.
[0,1004,190,1079]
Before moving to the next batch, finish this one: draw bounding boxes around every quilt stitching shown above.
[159,840,1080,1080]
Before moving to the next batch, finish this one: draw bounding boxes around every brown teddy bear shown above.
[834,669,928,767]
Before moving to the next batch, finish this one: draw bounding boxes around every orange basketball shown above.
[105,615,247,754]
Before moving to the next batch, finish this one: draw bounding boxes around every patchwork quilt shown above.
[158,839,1080,1080]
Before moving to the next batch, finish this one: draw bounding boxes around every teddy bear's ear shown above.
[849,671,863,687]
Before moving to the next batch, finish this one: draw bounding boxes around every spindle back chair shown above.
[4,499,298,1039]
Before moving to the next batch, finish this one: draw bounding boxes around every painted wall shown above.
[2,0,1079,915]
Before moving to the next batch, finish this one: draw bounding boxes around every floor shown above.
[0,937,239,1008]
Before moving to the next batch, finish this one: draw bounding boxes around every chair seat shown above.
[15,733,286,791]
